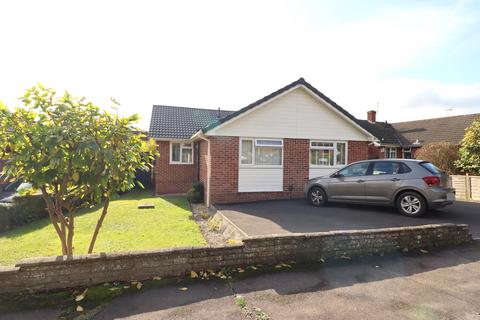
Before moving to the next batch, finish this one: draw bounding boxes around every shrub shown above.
[456,117,480,174]
[0,194,48,232]
[186,182,204,203]
[416,142,460,175]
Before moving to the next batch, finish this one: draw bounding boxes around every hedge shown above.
[0,195,48,232]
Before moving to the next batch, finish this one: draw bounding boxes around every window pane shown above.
[311,149,334,165]
[372,162,401,175]
[339,162,369,177]
[311,142,334,148]
[256,139,282,146]
[181,148,192,163]
[336,143,346,165]
[255,146,282,165]
[241,140,253,164]
[171,143,180,162]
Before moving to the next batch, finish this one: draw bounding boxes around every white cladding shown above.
[210,87,369,141]
[238,167,283,192]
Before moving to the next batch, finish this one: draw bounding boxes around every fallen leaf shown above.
[136,282,143,290]
[274,264,283,269]
[420,249,429,254]
[131,281,138,285]
[76,305,84,312]
[237,268,245,273]
[281,263,292,268]
[248,266,258,270]
[123,285,130,289]
[319,258,325,263]
[190,271,199,279]
[152,276,162,281]
[179,287,188,291]
[75,288,88,302]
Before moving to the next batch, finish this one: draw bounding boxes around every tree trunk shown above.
[88,197,110,254]
[41,189,68,255]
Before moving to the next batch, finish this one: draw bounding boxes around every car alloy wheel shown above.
[400,195,421,215]
[397,192,426,217]
[309,187,327,207]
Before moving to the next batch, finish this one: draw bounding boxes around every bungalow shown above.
[149,78,379,206]
[148,78,479,206]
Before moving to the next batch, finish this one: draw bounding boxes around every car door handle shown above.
[391,178,400,182]
[356,179,365,183]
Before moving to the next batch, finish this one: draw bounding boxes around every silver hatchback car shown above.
[305,159,455,217]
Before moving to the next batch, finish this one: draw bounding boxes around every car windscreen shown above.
[420,162,443,175]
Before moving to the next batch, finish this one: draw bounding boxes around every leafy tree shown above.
[456,117,480,174]
[0,84,157,255]
[415,141,459,175]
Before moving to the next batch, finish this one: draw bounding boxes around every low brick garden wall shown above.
[0,223,472,294]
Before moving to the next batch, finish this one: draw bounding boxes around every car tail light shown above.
[423,176,440,187]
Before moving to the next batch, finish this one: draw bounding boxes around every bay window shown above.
[240,138,283,166]
[310,141,347,167]
[170,142,193,164]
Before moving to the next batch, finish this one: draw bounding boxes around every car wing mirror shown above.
[331,172,343,178]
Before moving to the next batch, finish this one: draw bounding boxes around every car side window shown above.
[338,162,370,177]
[372,162,402,175]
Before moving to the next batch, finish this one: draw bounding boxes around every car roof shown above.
[353,159,424,164]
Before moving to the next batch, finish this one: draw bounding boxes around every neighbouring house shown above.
[361,112,479,160]
[148,77,479,205]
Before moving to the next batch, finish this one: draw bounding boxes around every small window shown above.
[310,141,347,166]
[337,162,370,177]
[403,148,412,159]
[170,142,193,164]
[372,162,402,175]
[385,147,397,159]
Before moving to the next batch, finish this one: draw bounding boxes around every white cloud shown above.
[0,0,478,129]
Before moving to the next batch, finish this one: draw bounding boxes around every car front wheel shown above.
[396,192,427,217]
[308,186,327,207]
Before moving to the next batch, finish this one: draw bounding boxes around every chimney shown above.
[367,110,376,123]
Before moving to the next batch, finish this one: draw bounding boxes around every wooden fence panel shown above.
[451,175,468,200]
[471,176,480,201]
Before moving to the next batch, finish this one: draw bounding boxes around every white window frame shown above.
[402,148,412,159]
[309,141,348,168]
[385,147,397,159]
[170,141,194,165]
[239,138,283,168]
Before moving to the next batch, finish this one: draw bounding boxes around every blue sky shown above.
[1,0,479,129]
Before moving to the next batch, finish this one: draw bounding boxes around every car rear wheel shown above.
[308,186,327,207]
[396,192,427,217]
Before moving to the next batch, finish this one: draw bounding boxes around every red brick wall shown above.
[154,141,196,194]
[283,138,309,196]
[208,138,370,205]
[348,141,369,163]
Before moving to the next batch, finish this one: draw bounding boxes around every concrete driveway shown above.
[216,199,480,238]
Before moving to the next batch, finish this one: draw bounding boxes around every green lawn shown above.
[0,191,207,266]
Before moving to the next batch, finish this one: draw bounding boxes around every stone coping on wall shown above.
[0,223,472,294]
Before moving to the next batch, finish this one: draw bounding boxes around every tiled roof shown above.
[357,120,410,146]
[148,105,234,139]
[392,113,480,145]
